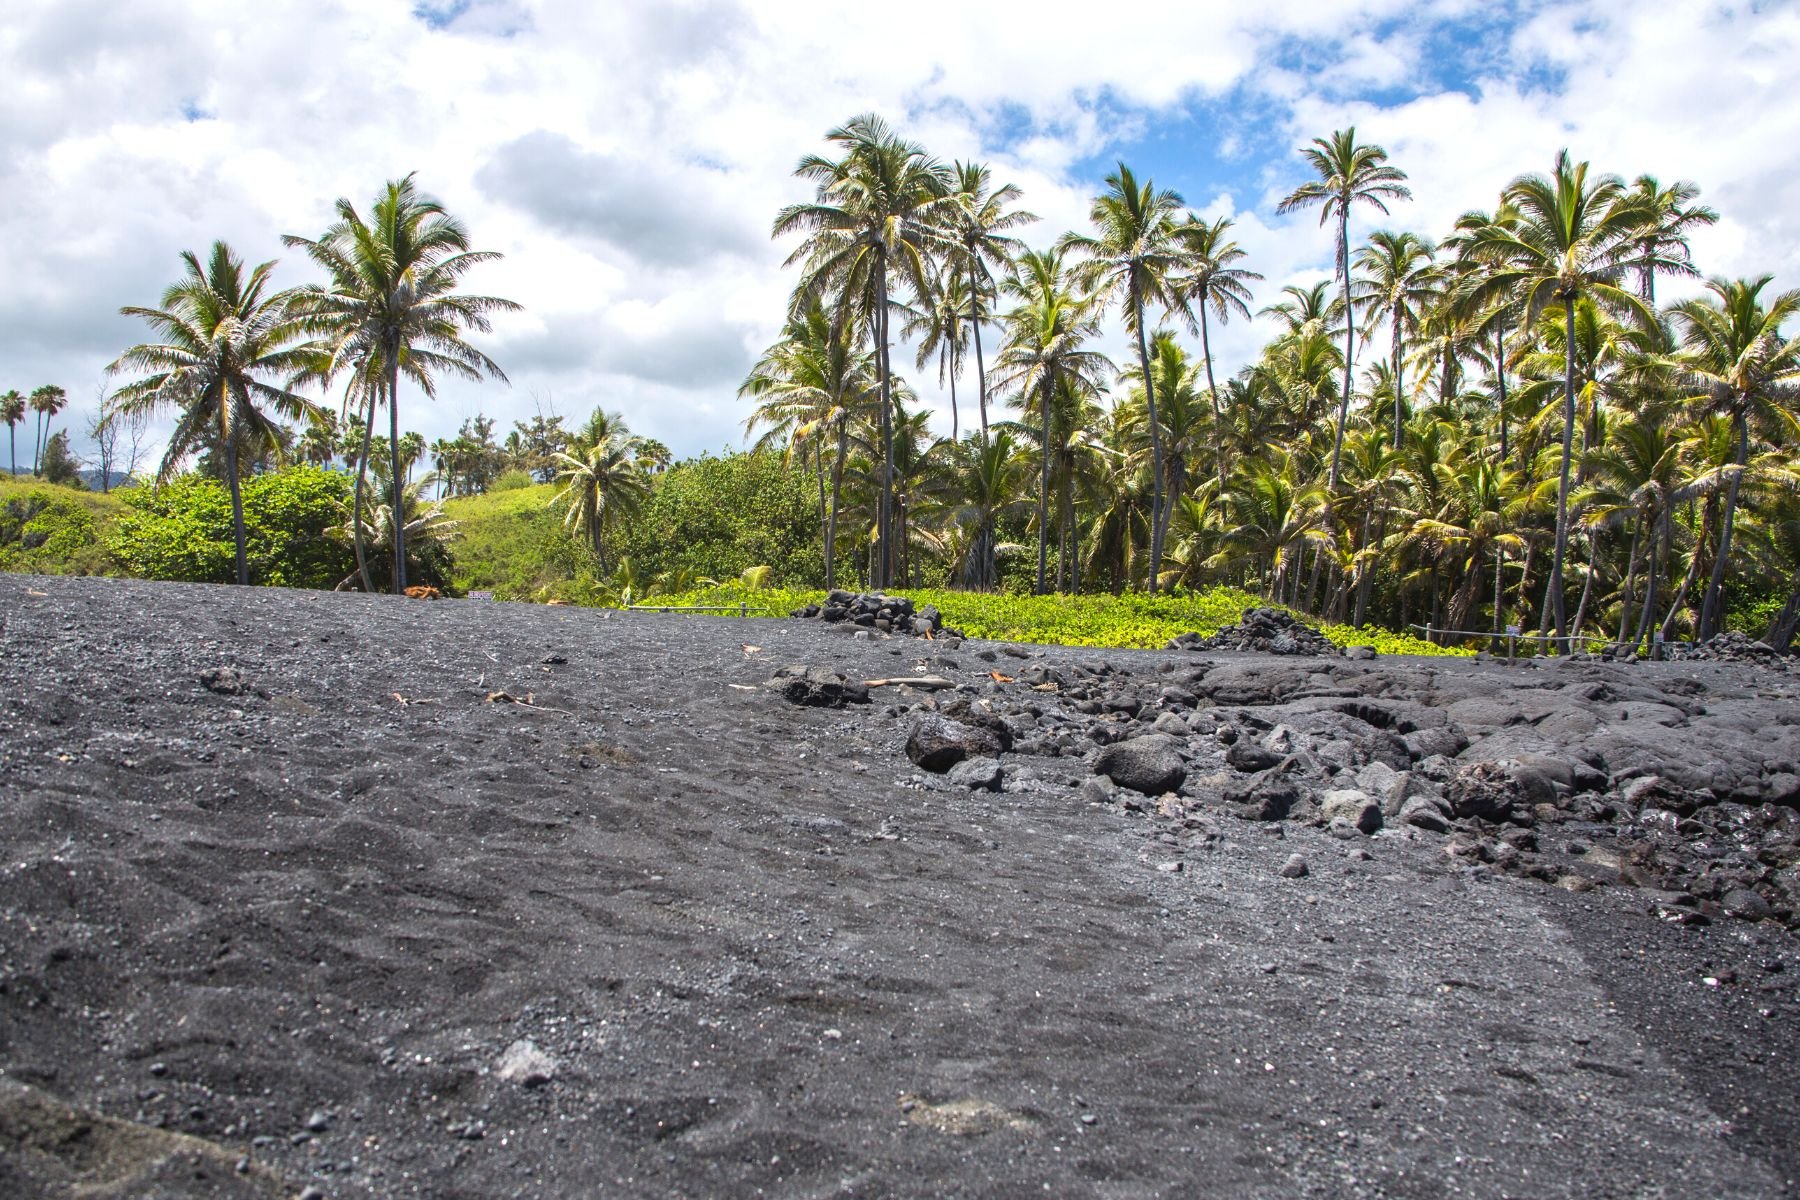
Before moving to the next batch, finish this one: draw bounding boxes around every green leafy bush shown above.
[108,466,354,588]
[441,481,590,599]
[0,489,106,573]
[618,450,823,585]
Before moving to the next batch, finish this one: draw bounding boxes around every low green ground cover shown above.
[639,582,1467,655]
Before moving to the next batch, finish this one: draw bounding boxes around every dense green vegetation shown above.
[0,476,120,576]
[8,117,1797,659]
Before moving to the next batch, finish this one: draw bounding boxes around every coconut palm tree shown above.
[934,428,1033,589]
[994,246,1113,593]
[1276,128,1411,491]
[774,114,956,588]
[1460,150,1651,646]
[1352,230,1437,447]
[28,386,68,476]
[108,241,318,585]
[341,474,459,593]
[1059,164,1187,590]
[1666,274,1800,639]
[1623,175,1718,305]
[284,174,518,592]
[550,420,650,571]
[902,264,972,440]
[1,390,23,477]
[741,301,878,590]
[1172,215,1261,477]
[947,161,1034,443]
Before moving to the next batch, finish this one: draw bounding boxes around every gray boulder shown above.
[908,714,1007,773]
[1319,788,1383,834]
[947,756,1005,792]
[1093,734,1188,796]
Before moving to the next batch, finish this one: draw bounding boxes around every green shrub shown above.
[491,468,535,492]
[441,481,589,599]
[618,450,823,585]
[0,490,104,573]
[108,466,355,588]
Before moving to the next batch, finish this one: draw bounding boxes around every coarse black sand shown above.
[1,574,1796,1198]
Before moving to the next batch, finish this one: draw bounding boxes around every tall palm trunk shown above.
[1634,509,1666,653]
[1492,546,1505,650]
[1699,411,1750,640]
[1327,210,1355,491]
[825,415,847,591]
[875,260,894,590]
[1615,512,1644,644]
[351,384,379,593]
[225,430,249,586]
[1199,307,1225,485]
[1133,279,1167,594]
[1544,296,1578,650]
[387,351,407,593]
[8,425,16,477]
[1353,503,1374,627]
[968,260,990,444]
[1661,500,1712,642]
[1390,318,1405,449]
[947,344,959,443]
[1036,371,1054,594]
[33,412,43,474]
[1494,326,1510,462]
[1569,534,1597,644]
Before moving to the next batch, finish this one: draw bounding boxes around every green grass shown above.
[0,475,128,576]
[440,482,589,599]
[634,582,1467,656]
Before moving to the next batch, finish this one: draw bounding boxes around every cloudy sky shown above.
[5,0,1797,469]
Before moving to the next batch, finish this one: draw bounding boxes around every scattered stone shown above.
[947,756,1005,792]
[1093,735,1188,796]
[766,665,871,708]
[1400,795,1452,833]
[306,1110,332,1133]
[792,591,965,640]
[1278,854,1309,879]
[1319,789,1382,835]
[907,714,1007,773]
[1723,888,1775,922]
[496,1039,557,1087]
[1169,608,1339,656]
[198,666,245,695]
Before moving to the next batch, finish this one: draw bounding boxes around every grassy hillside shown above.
[0,475,127,576]
[440,481,589,599]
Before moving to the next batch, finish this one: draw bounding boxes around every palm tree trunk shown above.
[1766,569,1800,653]
[1545,296,1578,650]
[1133,277,1167,595]
[1391,319,1404,449]
[33,411,43,474]
[1353,504,1374,628]
[1570,534,1596,644]
[351,385,378,593]
[1036,372,1053,595]
[226,434,249,586]
[1199,308,1226,485]
[1494,326,1510,462]
[876,261,894,590]
[1635,510,1666,654]
[1616,513,1644,644]
[968,258,990,444]
[387,354,407,593]
[826,416,846,591]
[1328,210,1354,492]
[8,425,15,477]
[1699,411,1749,640]
[1661,502,1710,642]
[1492,546,1505,651]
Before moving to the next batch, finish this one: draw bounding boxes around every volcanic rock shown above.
[1092,734,1187,796]
[907,714,1007,772]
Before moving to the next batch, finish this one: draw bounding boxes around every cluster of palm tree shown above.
[106,175,517,590]
[752,116,1800,651]
[1,386,71,479]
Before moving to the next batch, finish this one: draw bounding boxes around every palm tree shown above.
[550,421,650,570]
[741,301,877,589]
[341,474,460,593]
[1172,215,1261,478]
[1624,175,1718,305]
[1461,150,1651,646]
[774,114,956,588]
[902,264,972,440]
[934,428,1033,589]
[1276,128,1411,491]
[1352,230,1436,447]
[284,174,518,592]
[28,386,68,475]
[108,242,318,585]
[1,390,23,477]
[1666,275,1800,639]
[1118,331,1211,556]
[1060,164,1187,591]
[994,246,1113,593]
[947,161,1034,442]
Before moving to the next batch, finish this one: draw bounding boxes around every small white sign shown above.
[1505,625,1520,637]
[1653,631,1665,644]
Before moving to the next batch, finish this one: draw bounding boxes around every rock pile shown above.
[1664,630,1789,666]
[1167,607,1340,656]
[792,591,965,639]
